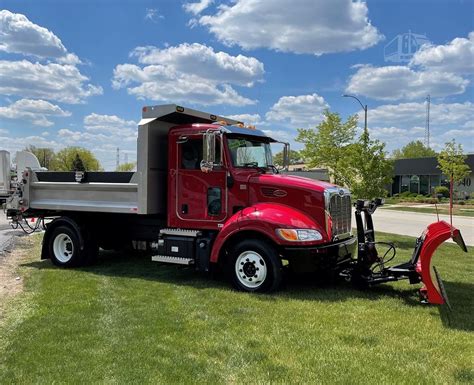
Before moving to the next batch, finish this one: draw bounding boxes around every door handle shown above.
[181,204,188,214]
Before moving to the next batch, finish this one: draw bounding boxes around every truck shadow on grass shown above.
[22,250,474,332]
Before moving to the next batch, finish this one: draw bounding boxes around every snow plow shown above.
[343,199,468,308]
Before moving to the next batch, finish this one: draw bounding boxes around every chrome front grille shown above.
[325,189,351,239]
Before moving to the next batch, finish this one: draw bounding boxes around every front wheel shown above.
[229,239,282,293]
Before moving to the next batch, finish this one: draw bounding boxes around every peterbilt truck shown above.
[5,104,467,303]
[6,104,354,292]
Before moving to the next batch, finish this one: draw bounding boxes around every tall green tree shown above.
[296,110,357,184]
[25,145,55,169]
[52,147,101,171]
[345,131,393,199]
[437,139,471,184]
[392,140,437,159]
[72,153,86,171]
[273,149,302,167]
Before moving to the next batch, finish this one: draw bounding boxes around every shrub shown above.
[435,186,450,198]
[409,193,418,198]
[400,191,411,198]
[393,193,400,198]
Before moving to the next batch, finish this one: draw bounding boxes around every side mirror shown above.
[283,142,290,171]
[201,130,216,173]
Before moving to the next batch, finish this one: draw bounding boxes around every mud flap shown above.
[416,221,467,306]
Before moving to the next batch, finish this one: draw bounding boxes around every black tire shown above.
[48,225,97,267]
[228,239,283,293]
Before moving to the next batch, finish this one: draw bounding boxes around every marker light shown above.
[276,228,323,242]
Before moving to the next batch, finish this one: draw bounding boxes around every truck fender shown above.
[210,203,327,264]
[41,216,85,259]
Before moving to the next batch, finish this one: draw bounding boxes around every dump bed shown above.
[22,171,139,214]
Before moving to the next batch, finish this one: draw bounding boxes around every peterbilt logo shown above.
[273,189,288,197]
[338,189,345,197]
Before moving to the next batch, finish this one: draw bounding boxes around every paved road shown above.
[0,214,23,256]
[364,208,474,246]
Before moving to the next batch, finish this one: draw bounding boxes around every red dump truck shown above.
[5,105,467,304]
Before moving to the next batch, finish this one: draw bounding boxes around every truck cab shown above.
[6,104,356,293]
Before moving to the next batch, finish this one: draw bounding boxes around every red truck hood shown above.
[248,174,336,232]
[250,174,336,192]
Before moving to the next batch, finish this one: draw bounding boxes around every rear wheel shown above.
[229,239,282,292]
[48,224,97,267]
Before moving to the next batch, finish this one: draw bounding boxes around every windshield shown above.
[227,136,273,168]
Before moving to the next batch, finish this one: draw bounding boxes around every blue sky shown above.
[0,0,473,170]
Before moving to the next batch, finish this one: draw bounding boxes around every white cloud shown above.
[144,8,164,22]
[113,43,262,106]
[183,0,213,15]
[0,10,80,65]
[0,98,71,127]
[346,65,468,100]
[0,128,8,135]
[364,101,474,153]
[131,43,264,87]
[0,60,103,104]
[84,113,137,139]
[265,93,329,127]
[196,0,383,55]
[0,10,68,59]
[227,113,262,125]
[411,32,474,75]
[367,101,474,127]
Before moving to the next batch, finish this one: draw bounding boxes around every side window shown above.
[181,139,203,170]
[180,138,221,170]
[207,187,222,216]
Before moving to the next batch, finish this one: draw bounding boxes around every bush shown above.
[409,193,418,198]
[435,186,450,198]
[393,193,400,198]
[400,191,411,198]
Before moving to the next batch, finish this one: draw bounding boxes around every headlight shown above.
[276,228,323,242]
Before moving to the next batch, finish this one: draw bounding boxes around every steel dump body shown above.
[23,171,138,214]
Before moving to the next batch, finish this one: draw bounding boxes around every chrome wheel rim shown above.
[53,234,74,263]
[235,251,267,289]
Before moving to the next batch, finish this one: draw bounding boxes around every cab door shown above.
[175,136,227,228]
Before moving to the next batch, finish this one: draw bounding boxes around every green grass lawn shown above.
[382,206,474,217]
[1,233,473,384]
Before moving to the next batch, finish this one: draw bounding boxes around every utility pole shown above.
[116,147,120,170]
[425,94,431,149]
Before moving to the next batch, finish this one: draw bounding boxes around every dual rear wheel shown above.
[48,224,97,267]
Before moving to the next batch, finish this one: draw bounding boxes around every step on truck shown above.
[5,105,467,303]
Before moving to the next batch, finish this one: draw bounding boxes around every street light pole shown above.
[342,94,368,136]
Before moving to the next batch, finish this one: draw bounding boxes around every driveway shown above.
[364,208,474,246]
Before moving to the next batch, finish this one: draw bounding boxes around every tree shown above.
[72,153,86,171]
[437,139,471,184]
[344,131,393,199]
[25,145,55,169]
[392,140,437,159]
[116,162,136,172]
[273,149,302,167]
[52,147,101,171]
[296,110,357,184]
